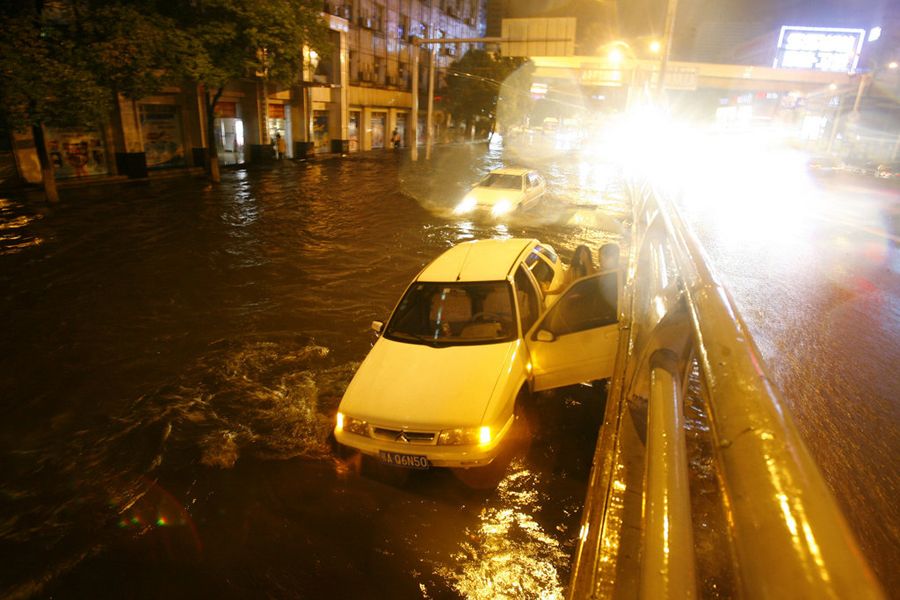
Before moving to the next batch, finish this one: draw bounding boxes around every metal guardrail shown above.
[567,183,884,598]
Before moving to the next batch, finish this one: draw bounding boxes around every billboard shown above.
[501,18,576,57]
[773,26,865,72]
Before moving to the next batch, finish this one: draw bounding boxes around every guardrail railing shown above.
[567,182,884,599]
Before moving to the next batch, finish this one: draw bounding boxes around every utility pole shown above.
[408,34,567,161]
[426,46,436,160]
[657,0,679,93]
[411,43,419,160]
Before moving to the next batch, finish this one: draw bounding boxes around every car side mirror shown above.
[371,320,384,334]
[535,329,555,342]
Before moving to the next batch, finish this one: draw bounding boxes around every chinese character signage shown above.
[774,26,865,72]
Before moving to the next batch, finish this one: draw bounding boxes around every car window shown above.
[514,266,540,333]
[525,245,558,269]
[529,256,555,292]
[479,173,523,190]
[537,272,618,337]
[536,244,557,263]
[384,281,517,345]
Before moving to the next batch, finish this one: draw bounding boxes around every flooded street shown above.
[0,146,622,598]
[1,140,896,597]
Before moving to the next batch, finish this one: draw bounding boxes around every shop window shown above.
[213,101,244,166]
[371,112,386,149]
[348,111,360,152]
[45,125,109,179]
[140,104,186,169]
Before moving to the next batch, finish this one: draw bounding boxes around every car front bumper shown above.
[334,414,514,468]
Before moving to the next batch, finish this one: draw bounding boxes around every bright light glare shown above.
[889,61,899,70]
[868,27,881,42]
[491,199,512,216]
[454,195,476,214]
[649,40,661,54]
[335,412,344,431]
[583,104,818,257]
[478,426,491,446]
[608,48,624,65]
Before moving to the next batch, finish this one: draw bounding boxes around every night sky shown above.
[503,0,897,61]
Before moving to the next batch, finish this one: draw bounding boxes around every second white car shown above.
[454,168,546,218]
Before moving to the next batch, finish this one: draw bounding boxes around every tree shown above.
[158,0,329,182]
[442,49,531,140]
[0,0,330,198]
[496,61,537,135]
[0,1,185,201]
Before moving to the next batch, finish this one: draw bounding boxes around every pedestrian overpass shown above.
[530,56,854,96]
[565,182,884,599]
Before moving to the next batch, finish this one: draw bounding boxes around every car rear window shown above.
[478,173,523,190]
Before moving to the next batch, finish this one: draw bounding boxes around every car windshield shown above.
[477,173,523,190]
[384,281,516,345]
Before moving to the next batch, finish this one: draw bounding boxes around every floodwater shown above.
[0,145,624,599]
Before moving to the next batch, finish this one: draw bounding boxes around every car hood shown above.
[469,187,524,206]
[340,337,519,429]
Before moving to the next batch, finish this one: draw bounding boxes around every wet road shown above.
[1,139,896,597]
[0,146,622,599]
[673,154,900,594]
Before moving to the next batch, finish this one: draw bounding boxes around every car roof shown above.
[488,167,532,176]
[417,238,536,282]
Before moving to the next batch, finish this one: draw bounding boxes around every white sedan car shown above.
[454,168,546,218]
[334,238,621,470]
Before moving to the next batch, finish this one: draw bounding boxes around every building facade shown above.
[5,0,485,186]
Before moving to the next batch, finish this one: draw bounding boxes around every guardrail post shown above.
[642,349,697,600]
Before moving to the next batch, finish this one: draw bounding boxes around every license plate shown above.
[378,451,429,469]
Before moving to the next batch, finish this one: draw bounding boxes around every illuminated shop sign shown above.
[774,26,865,72]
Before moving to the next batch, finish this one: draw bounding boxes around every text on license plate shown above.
[378,451,429,469]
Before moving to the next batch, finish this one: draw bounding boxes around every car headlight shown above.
[491,199,512,216]
[438,426,491,446]
[454,195,477,214]
[336,412,369,437]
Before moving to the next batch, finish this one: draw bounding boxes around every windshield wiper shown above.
[388,330,447,347]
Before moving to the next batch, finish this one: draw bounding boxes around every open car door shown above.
[528,271,621,392]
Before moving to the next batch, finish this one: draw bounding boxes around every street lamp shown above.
[608,47,624,65]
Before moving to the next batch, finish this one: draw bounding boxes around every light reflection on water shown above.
[443,463,567,600]
[0,197,44,254]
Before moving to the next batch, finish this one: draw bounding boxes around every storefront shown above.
[139,103,187,169]
[371,111,387,149]
[348,111,360,152]
[214,101,245,165]
[45,126,109,179]
[267,103,292,158]
[395,112,408,147]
